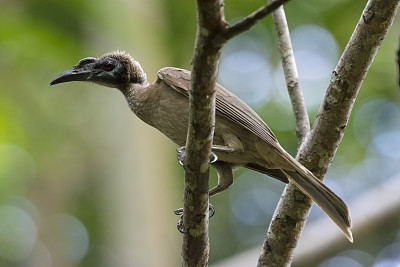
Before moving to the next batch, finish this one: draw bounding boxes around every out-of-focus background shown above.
[0,0,399,266]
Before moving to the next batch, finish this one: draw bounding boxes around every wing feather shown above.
[157,67,278,146]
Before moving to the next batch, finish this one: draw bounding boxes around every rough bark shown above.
[258,1,400,266]
[181,1,225,265]
[182,1,292,266]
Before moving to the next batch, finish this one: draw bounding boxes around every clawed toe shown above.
[209,203,215,218]
[173,203,215,233]
[177,215,185,233]
[174,208,183,216]
[176,146,218,166]
[209,151,218,164]
[176,146,186,166]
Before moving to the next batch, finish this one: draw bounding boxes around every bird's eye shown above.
[104,62,115,71]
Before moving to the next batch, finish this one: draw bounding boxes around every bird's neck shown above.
[123,83,143,109]
[122,83,155,125]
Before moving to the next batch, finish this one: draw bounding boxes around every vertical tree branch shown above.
[269,3,310,143]
[258,0,400,266]
[181,0,294,265]
[182,1,226,266]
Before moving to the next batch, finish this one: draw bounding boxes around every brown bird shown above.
[50,51,352,242]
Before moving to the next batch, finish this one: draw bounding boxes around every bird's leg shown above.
[174,146,219,224]
[209,161,234,197]
[173,161,234,220]
[174,145,237,215]
[209,135,243,197]
[174,144,237,231]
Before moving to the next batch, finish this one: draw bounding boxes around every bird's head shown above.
[50,51,147,90]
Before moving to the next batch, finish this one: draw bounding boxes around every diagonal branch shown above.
[269,3,310,143]
[258,0,400,266]
[219,0,292,42]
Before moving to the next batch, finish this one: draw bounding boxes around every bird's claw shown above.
[177,215,185,233]
[174,208,183,216]
[174,203,215,218]
[174,204,216,234]
[176,146,218,166]
[209,203,215,217]
[209,151,218,164]
[176,146,186,166]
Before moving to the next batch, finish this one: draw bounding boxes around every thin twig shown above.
[257,4,310,265]
[258,0,400,266]
[270,4,310,143]
[219,0,292,42]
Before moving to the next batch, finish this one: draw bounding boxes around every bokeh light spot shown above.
[219,50,272,106]
[372,131,400,159]
[0,205,37,262]
[275,24,340,107]
[51,214,89,263]
[219,34,273,106]
[319,256,364,267]
[0,144,36,194]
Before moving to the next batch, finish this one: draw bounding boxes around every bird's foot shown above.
[176,146,218,167]
[174,204,215,233]
[176,146,186,166]
[173,204,215,217]
[176,215,185,233]
[173,207,184,216]
[210,152,218,163]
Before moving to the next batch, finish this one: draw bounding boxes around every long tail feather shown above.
[281,166,353,242]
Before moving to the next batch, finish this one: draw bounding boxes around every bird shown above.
[50,50,353,242]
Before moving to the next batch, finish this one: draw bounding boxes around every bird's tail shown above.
[281,155,353,242]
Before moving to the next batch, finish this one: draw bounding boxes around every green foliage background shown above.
[0,0,399,266]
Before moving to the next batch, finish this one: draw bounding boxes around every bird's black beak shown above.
[50,66,93,86]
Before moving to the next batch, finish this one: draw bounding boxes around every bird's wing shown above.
[157,67,278,146]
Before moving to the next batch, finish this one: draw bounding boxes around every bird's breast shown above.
[147,86,190,146]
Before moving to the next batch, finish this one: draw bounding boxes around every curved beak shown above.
[50,67,93,86]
